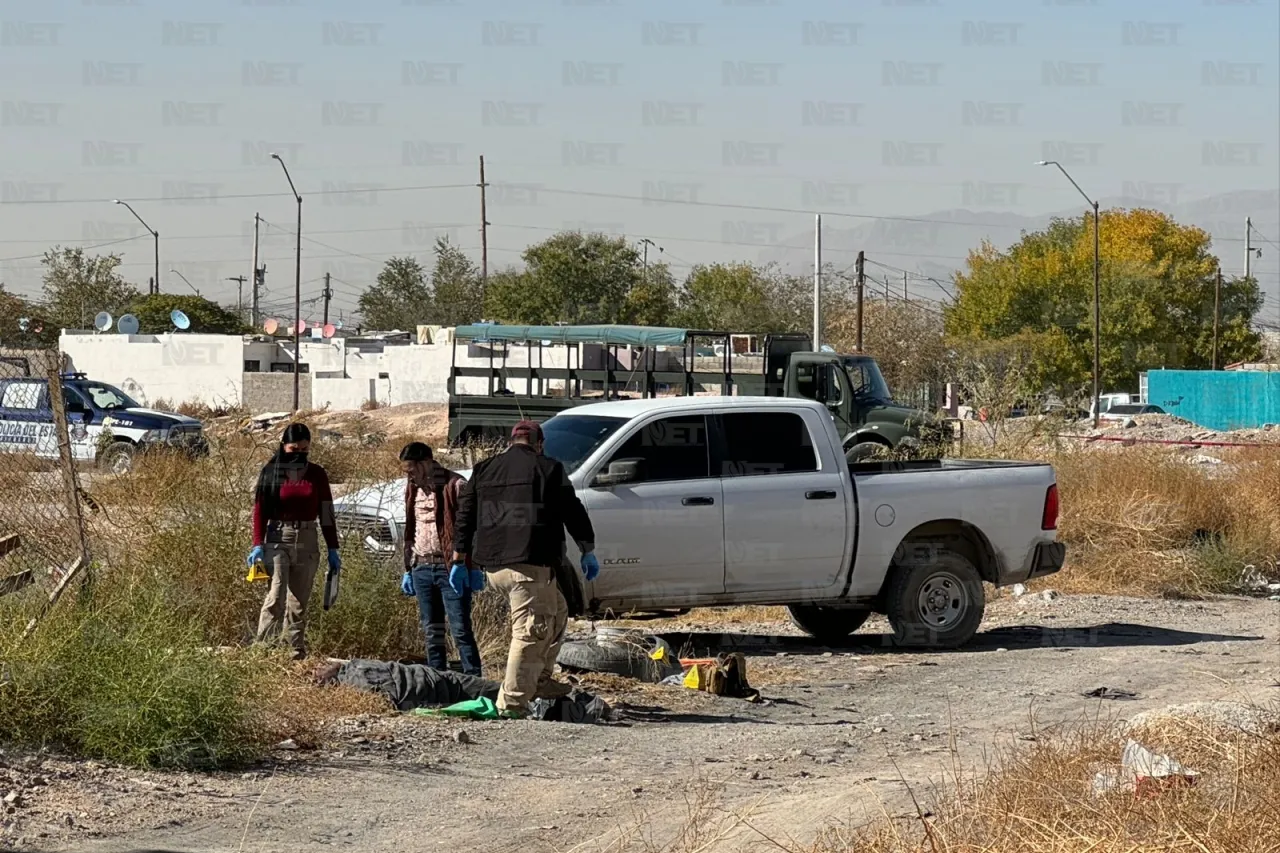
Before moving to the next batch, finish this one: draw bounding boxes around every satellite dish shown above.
[18,318,29,332]
[117,314,139,335]
[333,319,344,330]
[819,344,835,353]
[296,319,307,334]
[170,309,191,331]
[94,311,113,332]
[264,318,279,335]
[322,323,336,339]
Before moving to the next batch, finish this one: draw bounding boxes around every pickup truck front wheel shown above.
[885,549,985,649]
[787,605,871,644]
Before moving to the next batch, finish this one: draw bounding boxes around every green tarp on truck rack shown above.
[452,324,698,348]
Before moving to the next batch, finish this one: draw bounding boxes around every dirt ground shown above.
[3,593,1278,853]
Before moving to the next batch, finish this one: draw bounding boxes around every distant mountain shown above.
[760,190,1280,303]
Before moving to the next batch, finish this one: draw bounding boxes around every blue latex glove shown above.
[581,552,600,582]
[400,570,415,596]
[246,545,264,569]
[448,562,469,596]
[468,568,486,593]
[327,548,342,572]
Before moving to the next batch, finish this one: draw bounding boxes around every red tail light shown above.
[1042,484,1059,530]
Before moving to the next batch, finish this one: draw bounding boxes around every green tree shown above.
[525,232,640,324]
[675,263,777,332]
[41,247,141,332]
[621,261,676,326]
[128,294,250,335]
[945,208,1262,394]
[358,256,432,331]
[428,237,482,327]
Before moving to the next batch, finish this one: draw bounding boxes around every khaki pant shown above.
[257,522,321,660]
[489,562,569,714]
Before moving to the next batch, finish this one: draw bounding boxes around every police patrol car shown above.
[0,371,208,474]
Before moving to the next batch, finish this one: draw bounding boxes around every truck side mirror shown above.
[592,459,640,487]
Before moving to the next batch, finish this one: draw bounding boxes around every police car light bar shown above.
[60,372,88,380]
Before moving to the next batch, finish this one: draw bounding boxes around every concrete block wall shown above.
[242,372,314,414]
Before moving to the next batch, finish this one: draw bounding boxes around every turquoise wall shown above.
[1147,370,1280,431]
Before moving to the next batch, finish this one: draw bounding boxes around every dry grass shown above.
[1034,446,1280,597]
[592,709,1280,853]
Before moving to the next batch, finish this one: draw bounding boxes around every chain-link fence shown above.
[0,347,93,632]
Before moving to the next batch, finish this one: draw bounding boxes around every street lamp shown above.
[1037,160,1102,428]
[169,269,200,297]
[112,199,160,295]
[270,152,303,413]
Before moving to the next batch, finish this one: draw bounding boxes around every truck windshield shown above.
[77,382,139,410]
[841,358,894,404]
[541,415,628,474]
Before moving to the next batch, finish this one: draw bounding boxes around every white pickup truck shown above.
[334,397,1065,648]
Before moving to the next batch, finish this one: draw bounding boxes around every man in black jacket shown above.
[452,420,598,718]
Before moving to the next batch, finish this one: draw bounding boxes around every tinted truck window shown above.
[607,415,710,482]
[718,412,818,476]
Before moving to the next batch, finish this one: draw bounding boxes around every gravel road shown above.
[4,592,1278,853]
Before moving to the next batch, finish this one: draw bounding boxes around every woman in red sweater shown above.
[246,423,341,660]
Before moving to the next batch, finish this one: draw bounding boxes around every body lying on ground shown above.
[315,658,613,723]
[315,658,499,711]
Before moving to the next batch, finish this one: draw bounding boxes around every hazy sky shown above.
[1,0,1277,323]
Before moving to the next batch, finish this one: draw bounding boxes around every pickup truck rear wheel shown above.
[787,605,871,643]
[885,549,985,649]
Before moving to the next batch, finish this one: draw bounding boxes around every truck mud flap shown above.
[1028,542,1066,579]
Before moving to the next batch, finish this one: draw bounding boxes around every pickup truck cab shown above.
[336,396,1065,649]
[0,372,207,473]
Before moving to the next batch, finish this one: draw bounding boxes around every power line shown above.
[0,234,148,263]
[0,182,475,207]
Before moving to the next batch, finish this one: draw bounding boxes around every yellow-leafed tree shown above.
[945,208,1262,395]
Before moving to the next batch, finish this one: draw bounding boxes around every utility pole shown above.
[903,271,908,301]
[227,276,247,319]
[1245,217,1253,280]
[322,272,332,326]
[638,238,658,291]
[478,155,489,313]
[813,215,822,350]
[883,276,890,306]
[854,250,865,352]
[251,213,262,328]
[1212,264,1222,371]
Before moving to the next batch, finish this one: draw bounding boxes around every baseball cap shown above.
[511,420,544,442]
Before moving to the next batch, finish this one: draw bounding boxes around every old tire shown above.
[556,634,681,682]
[787,605,871,643]
[885,548,985,649]
[99,441,135,475]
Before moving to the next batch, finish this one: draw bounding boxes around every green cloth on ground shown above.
[411,696,500,720]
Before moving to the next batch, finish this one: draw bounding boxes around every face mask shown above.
[280,451,308,465]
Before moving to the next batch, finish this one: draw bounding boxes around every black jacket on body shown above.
[454,443,596,569]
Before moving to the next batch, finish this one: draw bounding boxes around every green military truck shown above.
[446,324,945,459]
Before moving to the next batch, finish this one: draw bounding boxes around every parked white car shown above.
[334,397,1065,648]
